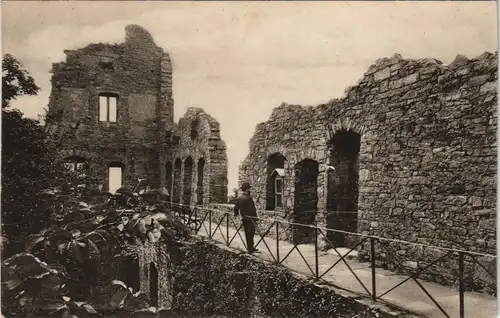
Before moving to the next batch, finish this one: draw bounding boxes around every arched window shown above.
[197,158,205,205]
[183,157,193,205]
[173,159,182,203]
[166,161,173,197]
[64,156,88,173]
[190,118,200,140]
[98,93,118,123]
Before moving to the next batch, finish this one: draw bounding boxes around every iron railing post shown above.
[370,237,377,301]
[226,213,230,246]
[209,208,212,239]
[459,252,465,318]
[276,221,280,264]
[314,227,319,281]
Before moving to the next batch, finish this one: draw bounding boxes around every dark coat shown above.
[233,192,257,218]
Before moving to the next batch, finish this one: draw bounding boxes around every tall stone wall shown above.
[240,52,497,270]
[45,25,174,189]
[169,107,228,205]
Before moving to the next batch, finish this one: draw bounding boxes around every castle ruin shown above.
[45,25,228,204]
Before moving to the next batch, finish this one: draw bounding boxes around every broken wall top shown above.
[52,24,169,72]
[247,51,498,150]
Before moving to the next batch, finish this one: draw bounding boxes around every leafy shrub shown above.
[2,181,190,317]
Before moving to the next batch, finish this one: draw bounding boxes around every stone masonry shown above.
[239,52,497,288]
[45,25,228,204]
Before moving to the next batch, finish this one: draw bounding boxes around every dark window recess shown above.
[190,118,199,140]
[172,136,181,146]
[99,61,114,70]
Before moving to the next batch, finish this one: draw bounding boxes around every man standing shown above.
[233,182,259,254]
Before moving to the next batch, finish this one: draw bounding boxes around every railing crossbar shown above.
[470,255,496,280]
[377,251,452,299]
[317,230,371,295]
[279,244,298,265]
[212,215,228,244]
[293,244,316,277]
[413,277,451,318]
[318,230,367,279]
[227,220,247,249]
[253,221,276,248]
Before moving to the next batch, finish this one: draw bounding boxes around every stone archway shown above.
[327,129,361,247]
[166,161,173,198]
[293,159,319,244]
[149,262,158,307]
[183,157,193,205]
[197,158,205,205]
[173,159,182,203]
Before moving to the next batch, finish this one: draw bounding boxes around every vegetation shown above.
[2,53,40,109]
[2,54,66,255]
[2,181,189,317]
[227,188,239,204]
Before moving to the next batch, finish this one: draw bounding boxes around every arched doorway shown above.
[327,129,361,247]
[293,159,319,244]
[183,157,193,206]
[173,159,182,204]
[166,161,173,199]
[149,262,158,307]
[197,158,205,205]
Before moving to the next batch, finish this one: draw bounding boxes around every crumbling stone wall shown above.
[137,241,173,309]
[45,25,228,203]
[137,237,400,317]
[239,52,497,284]
[45,25,174,189]
[169,108,228,205]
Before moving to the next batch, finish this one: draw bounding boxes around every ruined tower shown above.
[46,25,228,202]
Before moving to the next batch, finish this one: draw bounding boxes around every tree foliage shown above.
[227,188,239,204]
[2,54,40,108]
[2,54,65,255]
[2,183,189,317]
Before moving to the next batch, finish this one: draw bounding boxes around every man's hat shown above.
[241,182,252,191]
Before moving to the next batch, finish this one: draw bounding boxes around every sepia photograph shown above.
[1,1,498,317]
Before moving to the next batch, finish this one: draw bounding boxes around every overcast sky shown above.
[3,1,498,192]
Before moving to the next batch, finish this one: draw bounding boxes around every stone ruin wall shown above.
[45,25,173,189]
[45,25,228,204]
[239,52,497,289]
[168,108,228,205]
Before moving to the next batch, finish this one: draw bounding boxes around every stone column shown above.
[316,166,329,250]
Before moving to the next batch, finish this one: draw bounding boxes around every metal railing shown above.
[169,202,496,318]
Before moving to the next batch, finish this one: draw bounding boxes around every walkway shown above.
[194,219,496,318]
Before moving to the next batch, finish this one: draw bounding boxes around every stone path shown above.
[195,220,497,318]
